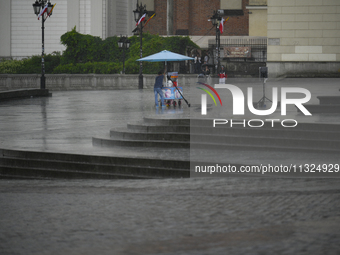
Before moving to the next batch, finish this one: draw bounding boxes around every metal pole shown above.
[41,14,45,89]
[215,25,218,75]
[217,25,221,75]
[122,42,126,74]
[139,21,143,89]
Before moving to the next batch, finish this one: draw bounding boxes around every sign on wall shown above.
[224,47,251,58]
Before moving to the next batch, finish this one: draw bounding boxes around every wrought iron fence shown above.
[209,37,267,63]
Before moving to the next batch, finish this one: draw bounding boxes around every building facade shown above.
[247,0,267,36]
[0,0,250,59]
[0,0,339,77]
[143,0,249,36]
[266,0,340,77]
[0,0,137,59]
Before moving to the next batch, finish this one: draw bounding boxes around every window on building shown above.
[142,0,154,11]
[221,0,242,9]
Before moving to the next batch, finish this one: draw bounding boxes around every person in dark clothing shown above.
[154,70,165,106]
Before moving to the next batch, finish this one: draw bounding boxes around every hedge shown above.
[0,27,199,75]
[53,62,121,74]
[0,53,61,74]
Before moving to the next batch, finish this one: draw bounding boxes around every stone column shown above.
[167,0,174,35]
[0,0,11,58]
[67,0,80,31]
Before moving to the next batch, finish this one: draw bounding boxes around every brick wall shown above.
[175,0,190,30]
[223,0,249,36]
[144,0,249,36]
[144,0,167,34]
[187,0,219,36]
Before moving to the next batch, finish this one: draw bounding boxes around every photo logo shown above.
[197,82,223,115]
[199,84,312,116]
[197,83,312,128]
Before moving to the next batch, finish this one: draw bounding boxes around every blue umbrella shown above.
[137,50,194,76]
[137,50,194,62]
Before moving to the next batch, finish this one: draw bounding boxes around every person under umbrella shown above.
[154,70,165,107]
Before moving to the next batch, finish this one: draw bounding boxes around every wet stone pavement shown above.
[0,178,339,255]
[0,78,340,254]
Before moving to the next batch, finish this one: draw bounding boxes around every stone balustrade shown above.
[0,74,198,91]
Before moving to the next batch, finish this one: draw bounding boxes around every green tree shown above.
[1,29,199,74]
[60,26,103,64]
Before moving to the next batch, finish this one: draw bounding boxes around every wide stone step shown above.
[127,123,190,133]
[143,117,190,126]
[125,124,340,141]
[107,127,340,150]
[93,137,189,149]
[0,165,149,179]
[317,96,340,105]
[93,136,340,153]
[0,148,189,170]
[300,105,340,113]
[110,129,189,141]
[193,140,339,153]
[143,117,340,132]
[195,120,340,132]
[0,89,52,100]
[94,116,340,153]
[0,149,190,179]
[192,126,340,140]
[0,157,189,179]
[192,135,340,151]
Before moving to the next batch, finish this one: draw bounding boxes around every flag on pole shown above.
[38,3,48,20]
[136,13,146,26]
[144,13,155,27]
[219,17,224,33]
[47,3,56,17]
[224,17,230,25]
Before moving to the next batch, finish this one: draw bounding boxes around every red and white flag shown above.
[136,13,146,26]
[219,17,224,33]
[38,3,48,20]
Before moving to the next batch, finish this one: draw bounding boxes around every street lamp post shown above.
[32,0,54,90]
[118,36,130,74]
[210,11,221,75]
[133,2,147,89]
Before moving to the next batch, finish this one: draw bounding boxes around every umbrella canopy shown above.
[137,50,194,62]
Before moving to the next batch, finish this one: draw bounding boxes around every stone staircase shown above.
[300,90,340,113]
[2,117,339,179]
[0,89,52,101]
[93,117,340,154]
[0,148,189,179]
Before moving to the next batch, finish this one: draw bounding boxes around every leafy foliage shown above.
[1,27,199,74]
[58,28,199,74]
[60,27,103,64]
[53,62,121,74]
[0,52,61,74]
[0,59,24,74]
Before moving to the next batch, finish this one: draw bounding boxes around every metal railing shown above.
[209,37,267,62]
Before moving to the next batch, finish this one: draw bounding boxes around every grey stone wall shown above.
[267,62,340,78]
[0,74,198,91]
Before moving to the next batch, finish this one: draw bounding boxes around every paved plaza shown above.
[0,78,339,254]
[1,178,339,255]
